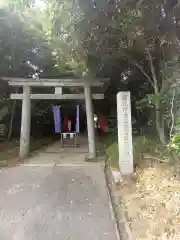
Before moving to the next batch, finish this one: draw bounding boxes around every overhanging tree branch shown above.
[123,53,154,87]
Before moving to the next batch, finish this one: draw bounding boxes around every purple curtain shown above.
[53,106,61,133]
[76,105,80,133]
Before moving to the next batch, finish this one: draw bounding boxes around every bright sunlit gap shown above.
[0,0,46,9]
[0,0,8,7]
[34,0,46,10]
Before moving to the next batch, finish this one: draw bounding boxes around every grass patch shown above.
[133,136,171,166]
[101,135,119,169]
[106,141,119,169]
[103,134,172,170]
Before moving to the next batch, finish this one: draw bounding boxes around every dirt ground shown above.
[0,138,53,167]
[117,161,180,240]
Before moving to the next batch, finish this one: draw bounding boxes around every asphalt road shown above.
[0,165,119,240]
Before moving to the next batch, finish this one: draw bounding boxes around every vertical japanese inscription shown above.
[117,92,133,175]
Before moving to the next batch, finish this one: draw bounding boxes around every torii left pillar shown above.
[20,85,31,159]
[84,84,96,159]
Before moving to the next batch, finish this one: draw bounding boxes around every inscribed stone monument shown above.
[117,91,133,175]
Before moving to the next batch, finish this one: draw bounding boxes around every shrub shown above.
[169,134,180,155]
[105,141,119,169]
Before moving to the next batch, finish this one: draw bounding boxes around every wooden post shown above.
[117,92,133,175]
[20,86,31,159]
[84,84,96,159]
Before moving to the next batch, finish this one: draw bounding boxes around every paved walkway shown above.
[0,138,119,240]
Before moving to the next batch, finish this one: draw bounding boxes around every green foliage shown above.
[0,7,53,76]
[133,136,155,155]
[134,135,171,164]
[108,117,117,139]
[1,0,180,149]
[169,117,180,156]
[0,107,9,122]
[170,135,180,155]
[136,94,155,109]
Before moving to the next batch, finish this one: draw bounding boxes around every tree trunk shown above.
[7,99,16,141]
[155,98,167,145]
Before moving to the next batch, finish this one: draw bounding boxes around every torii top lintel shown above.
[2,77,109,87]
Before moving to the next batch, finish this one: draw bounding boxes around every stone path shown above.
[0,140,119,240]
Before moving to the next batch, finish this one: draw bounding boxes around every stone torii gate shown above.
[3,77,108,160]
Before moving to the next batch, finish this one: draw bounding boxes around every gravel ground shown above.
[0,164,119,240]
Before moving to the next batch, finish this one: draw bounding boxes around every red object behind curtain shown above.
[63,116,70,132]
[99,116,108,132]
